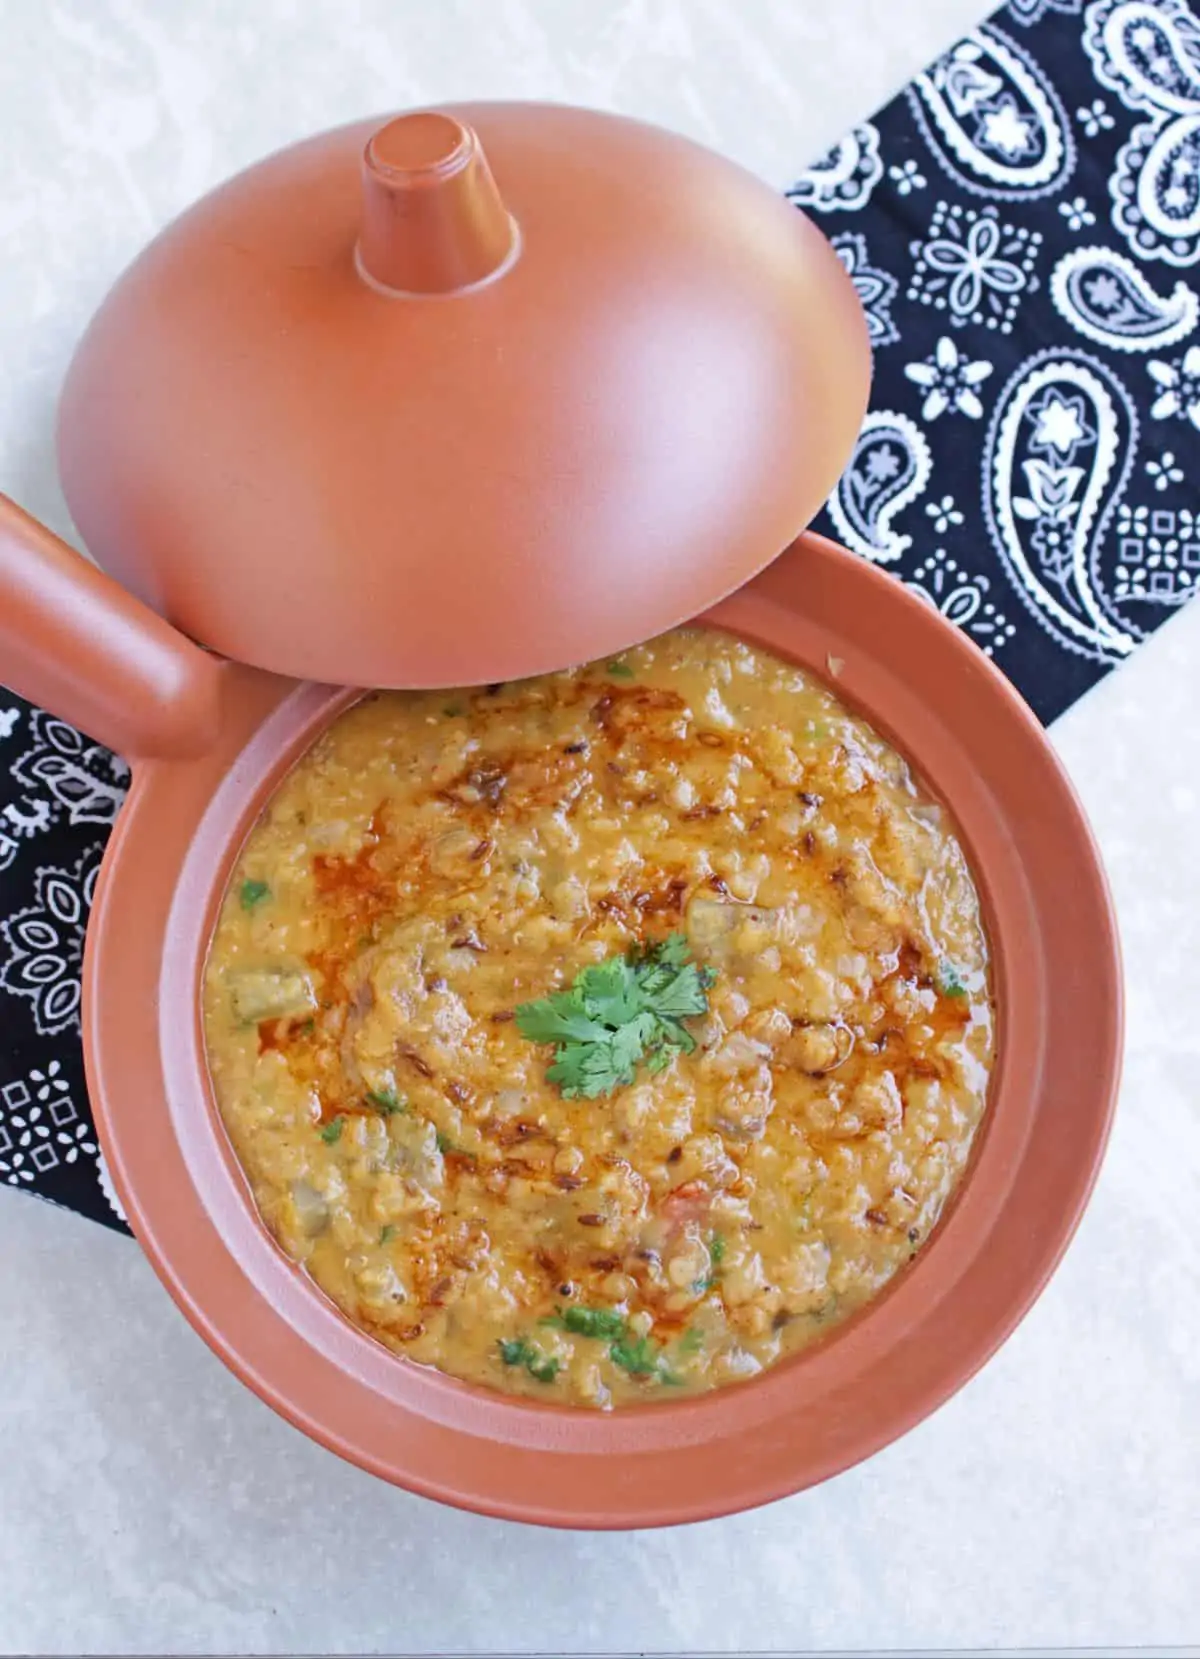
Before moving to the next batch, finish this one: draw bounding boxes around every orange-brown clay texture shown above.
[56,105,870,689]
[57,534,1120,1525]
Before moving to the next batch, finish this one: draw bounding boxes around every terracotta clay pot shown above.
[56,104,872,689]
[0,104,1121,1527]
[0,496,1121,1527]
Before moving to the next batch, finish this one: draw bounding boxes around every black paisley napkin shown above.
[3,0,1198,1233]
[798,0,1200,720]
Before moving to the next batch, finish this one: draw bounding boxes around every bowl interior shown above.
[83,531,1122,1528]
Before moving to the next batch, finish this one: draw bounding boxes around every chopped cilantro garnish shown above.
[689,1231,725,1295]
[435,1130,454,1154]
[379,1224,396,1245]
[609,1334,671,1379]
[537,1303,681,1385]
[543,1305,627,1340]
[318,1115,344,1144]
[498,1336,559,1383]
[604,1328,681,1384]
[239,879,270,911]
[515,933,716,1099]
[367,1088,408,1116]
[936,959,968,998]
[678,1327,705,1355]
[606,659,634,679]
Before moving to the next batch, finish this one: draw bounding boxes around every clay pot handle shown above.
[0,494,223,760]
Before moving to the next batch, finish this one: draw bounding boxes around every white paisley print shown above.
[1112,501,1200,601]
[905,548,1018,654]
[0,691,120,1227]
[831,232,901,346]
[983,348,1142,659]
[826,410,934,562]
[1,709,127,876]
[1010,0,1085,23]
[1051,243,1200,347]
[908,24,1076,198]
[1146,343,1200,423]
[905,336,996,418]
[802,0,1200,719]
[0,841,103,1036]
[1083,0,1200,265]
[786,123,884,212]
[909,201,1043,330]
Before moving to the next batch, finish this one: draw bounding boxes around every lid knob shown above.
[357,112,517,294]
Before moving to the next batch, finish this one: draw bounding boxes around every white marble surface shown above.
[1,0,1198,1653]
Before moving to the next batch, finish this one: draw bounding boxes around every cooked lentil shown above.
[203,628,993,1408]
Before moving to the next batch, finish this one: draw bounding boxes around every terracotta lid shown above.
[58,103,870,688]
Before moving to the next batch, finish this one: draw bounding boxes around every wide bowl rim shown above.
[83,529,1123,1528]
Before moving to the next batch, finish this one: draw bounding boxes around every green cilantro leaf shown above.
[691,1232,725,1294]
[239,879,270,911]
[678,1327,704,1355]
[642,971,712,1021]
[578,955,638,1009]
[516,933,716,1100]
[936,959,968,998]
[497,1336,559,1383]
[627,933,688,983]
[610,1012,658,1072]
[318,1115,344,1144]
[609,1334,674,1379]
[606,659,634,679]
[514,990,612,1047]
[379,1224,396,1245]
[546,1040,629,1100]
[543,1305,627,1340]
[367,1088,408,1116]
